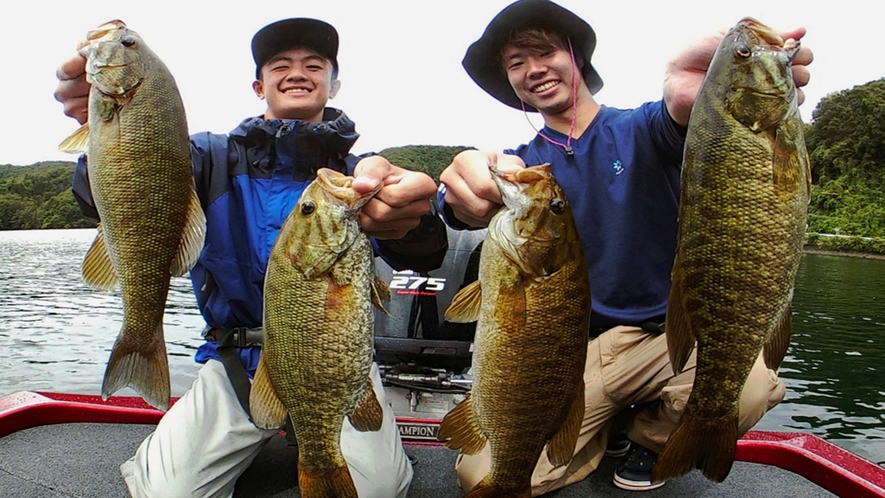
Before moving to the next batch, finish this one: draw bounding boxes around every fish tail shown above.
[651,412,738,483]
[101,323,170,412]
[298,464,358,498]
[465,477,531,498]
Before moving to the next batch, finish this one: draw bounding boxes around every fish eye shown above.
[300,202,316,215]
[735,44,751,58]
[550,198,565,214]
[121,37,136,47]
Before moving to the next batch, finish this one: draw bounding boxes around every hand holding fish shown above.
[664,26,813,127]
[439,149,525,228]
[353,155,438,240]
[54,53,89,125]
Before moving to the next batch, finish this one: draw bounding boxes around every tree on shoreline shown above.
[4,84,885,241]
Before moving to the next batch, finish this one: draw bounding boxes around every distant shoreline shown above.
[803,245,885,261]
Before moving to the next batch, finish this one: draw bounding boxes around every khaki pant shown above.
[454,325,785,496]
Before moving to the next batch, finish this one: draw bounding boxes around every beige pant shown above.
[455,325,785,496]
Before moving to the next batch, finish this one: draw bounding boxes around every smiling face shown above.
[501,29,584,117]
[252,47,340,122]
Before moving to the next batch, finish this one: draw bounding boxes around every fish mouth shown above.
[315,169,381,211]
[739,17,785,47]
[79,20,126,49]
[490,164,561,242]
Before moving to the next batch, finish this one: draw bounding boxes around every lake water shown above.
[1,229,883,466]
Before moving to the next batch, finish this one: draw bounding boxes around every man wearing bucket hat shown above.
[55,17,446,498]
[438,0,813,493]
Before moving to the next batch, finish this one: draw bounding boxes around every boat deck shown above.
[0,421,838,498]
[1,391,883,497]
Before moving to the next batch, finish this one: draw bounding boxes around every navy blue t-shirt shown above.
[442,100,685,331]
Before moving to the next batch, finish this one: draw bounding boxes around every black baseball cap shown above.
[463,0,603,111]
[251,18,339,79]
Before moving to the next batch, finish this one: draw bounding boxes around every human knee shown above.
[738,362,786,433]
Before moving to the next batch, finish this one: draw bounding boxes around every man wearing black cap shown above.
[55,17,444,498]
[438,0,813,493]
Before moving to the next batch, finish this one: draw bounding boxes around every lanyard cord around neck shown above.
[521,38,579,156]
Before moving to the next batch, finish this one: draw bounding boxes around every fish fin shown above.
[371,275,391,316]
[101,322,170,411]
[772,127,804,200]
[170,191,206,277]
[763,304,793,371]
[444,280,482,323]
[651,411,738,483]
[58,123,90,153]
[546,378,584,467]
[298,463,358,498]
[464,478,531,498]
[664,281,695,374]
[81,224,119,291]
[347,379,384,432]
[437,392,487,454]
[249,353,288,430]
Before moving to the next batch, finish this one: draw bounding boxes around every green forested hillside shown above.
[379,144,475,181]
[0,162,95,230]
[0,146,472,231]
[806,78,885,238]
[4,78,885,247]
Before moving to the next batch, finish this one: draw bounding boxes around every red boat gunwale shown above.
[2,391,883,497]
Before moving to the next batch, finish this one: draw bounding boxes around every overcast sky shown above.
[2,1,881,166]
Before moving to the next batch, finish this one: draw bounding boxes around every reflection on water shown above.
[754,252,885,465]
[1,230,884,465]
[0,229,204,397]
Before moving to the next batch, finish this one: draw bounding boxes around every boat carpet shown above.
[0,422,837,497]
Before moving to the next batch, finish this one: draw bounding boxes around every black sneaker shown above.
[612,442,665,491]
[604,432,632,458]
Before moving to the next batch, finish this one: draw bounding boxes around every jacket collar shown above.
[229,107,360,155]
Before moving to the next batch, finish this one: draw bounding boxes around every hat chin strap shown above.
[521,38,579,156]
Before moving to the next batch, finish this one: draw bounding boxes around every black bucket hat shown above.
[251,18,339,79]
[463,0,603,111]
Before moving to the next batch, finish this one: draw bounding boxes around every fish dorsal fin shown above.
[81,224,119,291]
[371,275,391,316]
[248,353,287,430]
[664,278,696,375]
[348,379,384,432]
[763,304,793,371]
[170,190,206,276]
[546,378,585,467]
[437,392,486,455]
[444,280,482,323]
[58,123,90,153]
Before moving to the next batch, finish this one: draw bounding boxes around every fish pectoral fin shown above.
[81,224,119,291]
[772,127,804,201]
[58,123,90,153]
[444,280,482,323]
[348,379,384,432]
[763,304,793,371]
[248,353,288,430]
[171,190,207,276]
[546,378,584,468]
[664,281,695,374]
[437,392,486,454]
[371,275,391,316]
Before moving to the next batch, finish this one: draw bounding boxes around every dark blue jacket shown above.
[73,107,447,373]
